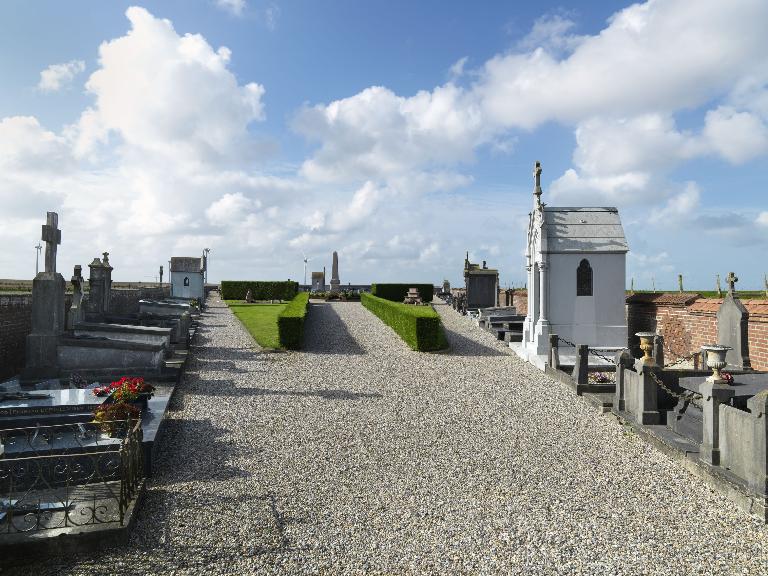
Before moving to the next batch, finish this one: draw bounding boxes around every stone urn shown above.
[636,332,657,366]
[701,344,732,384]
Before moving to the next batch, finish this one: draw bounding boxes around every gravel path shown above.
[15,295,768,575]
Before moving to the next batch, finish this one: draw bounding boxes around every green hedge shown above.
[220,281,298,301]
[361,293,447,351]
[370,283,434,303]
[277,292,310,349]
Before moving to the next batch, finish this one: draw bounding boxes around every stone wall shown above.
[0,286,170,381]
[110,286,170,315]
[0,294,32,381]
[625,293,768,371]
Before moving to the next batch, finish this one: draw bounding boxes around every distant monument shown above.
[24,212,65,379]
[330,251,341,292]
[311,270,326,292]
[85,252,113,321]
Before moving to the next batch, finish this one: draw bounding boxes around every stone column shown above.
[700,381,735,466]
[538,261,549,326]
[614,350,634,412]
[523,264,533,343]
[549,334,560,369]
[636,366,661,425]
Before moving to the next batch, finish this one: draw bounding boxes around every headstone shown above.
[330,251,341,292]
[717,271,751,369]
[23,212,66,379]
[403,287,422,304]
[86,254,113,320]
[442,280,450,294]
[67,265,85,330]
[245,289,254,303]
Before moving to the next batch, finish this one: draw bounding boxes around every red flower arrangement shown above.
[93,376,154,402]
[721,371,734,384]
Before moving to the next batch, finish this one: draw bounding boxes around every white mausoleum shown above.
[518,162,628,365]
[170,257,205,301]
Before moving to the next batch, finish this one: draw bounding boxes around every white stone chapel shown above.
[516,161,628,367]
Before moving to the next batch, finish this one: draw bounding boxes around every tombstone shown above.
[717,272,751,369]
[245,289,254,303]
[463,252,499,310]
[67,265,85,330]
[403,287,422,304]
[23,212,65,379]
[311,271,326,292]
[517,161,628,363]
[330,251,341,292]
[85,254,113,321]
[442,280,451,294]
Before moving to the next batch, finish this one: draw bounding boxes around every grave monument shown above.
[67,265,85,330]
[330,251,341,292]
[463,254,499,310]
[516,161,628,367]
[717,272,751,369]
[23,212,65,380]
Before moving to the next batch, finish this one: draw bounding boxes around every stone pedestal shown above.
[613,349,634,412]
[637,365,661,425]
[700,381,735,466]
[747,391,768,496]
[23,272,66,379]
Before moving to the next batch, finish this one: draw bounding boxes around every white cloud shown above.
[206,192,260,225]
[37,60,85,92]
[449,57,468,80]
[264,3,280,30]
[703,106,768,164]
[758,212,768,227]
[73,6,265,163]
[518,13,585,54]
[216,0,246,17]
[649,182,701,223]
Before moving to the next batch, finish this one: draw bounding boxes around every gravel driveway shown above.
[17,294,768,575]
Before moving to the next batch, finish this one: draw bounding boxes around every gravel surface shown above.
[12,294,768,575]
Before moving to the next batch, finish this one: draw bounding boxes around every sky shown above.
[0,0,767,289]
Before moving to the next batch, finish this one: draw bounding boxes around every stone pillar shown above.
[573,344,588,385]
[330,251,341,292]
[524,264,533,343]
[747,391,768,496]
[86,255,113,320]
[24,212,65,380]
[636,366,661,425]
[614,350,634,412]
[549,334,560,369]
[700,381,735,466]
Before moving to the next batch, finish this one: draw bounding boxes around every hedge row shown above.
[221,281,298,301]
[370,283,434,303]
[361,293,447,351]
[277,292,310,349]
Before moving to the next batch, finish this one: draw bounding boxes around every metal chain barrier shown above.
[555,335,703,407]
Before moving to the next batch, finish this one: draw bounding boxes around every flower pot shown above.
[635,332,657,366]
[701,344,732,383]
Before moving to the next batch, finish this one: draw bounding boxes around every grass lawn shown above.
[225,301,287,348]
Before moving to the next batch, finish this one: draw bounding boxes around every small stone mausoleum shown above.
[463,254,499,310]
[519,161,628,364]
[170,257,205,301]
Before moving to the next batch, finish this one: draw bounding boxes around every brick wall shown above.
[498,289,528,313]
[626,293,768,371]
[0,294,33,380]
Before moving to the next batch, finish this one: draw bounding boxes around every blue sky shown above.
[1,0,766,289]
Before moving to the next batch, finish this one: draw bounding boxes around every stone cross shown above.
[41,212,61,274]
[533,161,543,206]
[726,271,738,294]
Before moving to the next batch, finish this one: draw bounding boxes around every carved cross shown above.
[41,212,61,274]
[533,161,543,205]
[726,271,738,294]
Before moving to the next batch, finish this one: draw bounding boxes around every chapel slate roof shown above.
[543,207,628,253]
[170,257,203,273]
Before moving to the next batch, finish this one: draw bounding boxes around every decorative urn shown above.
[701,344,732,384]
[635,332,657,366]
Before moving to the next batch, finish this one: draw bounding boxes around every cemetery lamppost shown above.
[35,242,42,275]
[203,248,211,284]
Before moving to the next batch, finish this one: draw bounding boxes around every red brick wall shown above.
[626,296,768,370]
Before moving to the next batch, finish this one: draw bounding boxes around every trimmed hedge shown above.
[361,293,447,351]
[370,283,434,303]
[277,292,310,349]
[221,281,298,301]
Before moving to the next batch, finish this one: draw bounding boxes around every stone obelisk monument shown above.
[330,251,341,292]
[24,212,65,379]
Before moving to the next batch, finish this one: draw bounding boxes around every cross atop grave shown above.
[533,161,543,207]
[726,271,738,295]
[41,212,61,274]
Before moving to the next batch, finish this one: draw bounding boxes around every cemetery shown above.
[2,184,768,571]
